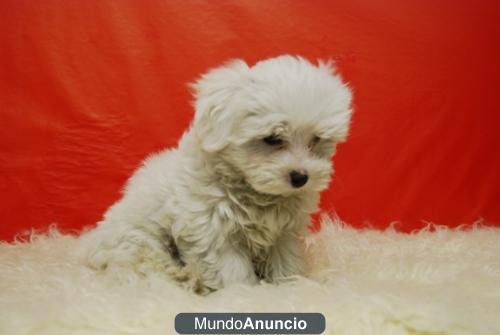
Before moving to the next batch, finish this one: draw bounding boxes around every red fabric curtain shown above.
[1,0,499,240]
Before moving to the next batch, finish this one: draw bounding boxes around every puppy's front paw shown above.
[264,234,307,283]
[217,248,259,288]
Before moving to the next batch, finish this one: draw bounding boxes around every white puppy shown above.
[77,55,353,294]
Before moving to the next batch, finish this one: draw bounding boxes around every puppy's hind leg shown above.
[75,224,167,273]
[75,223,209,293]
[156,232,212,294]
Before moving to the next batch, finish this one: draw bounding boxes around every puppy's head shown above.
[191,55,353,196]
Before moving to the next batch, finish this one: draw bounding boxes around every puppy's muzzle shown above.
[289,170,308,188]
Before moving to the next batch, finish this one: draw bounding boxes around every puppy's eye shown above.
[310,135,321,146]
[262,135,283,146]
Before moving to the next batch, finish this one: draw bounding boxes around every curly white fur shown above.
[1,218,499,335]
[75,55,353,293]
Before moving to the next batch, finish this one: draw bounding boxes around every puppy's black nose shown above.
[289,170,308,188]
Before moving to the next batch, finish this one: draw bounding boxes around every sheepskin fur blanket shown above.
[1,217,499,335]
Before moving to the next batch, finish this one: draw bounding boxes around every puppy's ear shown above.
[318,58,354,143]
[191,60,250,152]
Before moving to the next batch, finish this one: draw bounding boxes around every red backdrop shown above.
[1,0,499,241]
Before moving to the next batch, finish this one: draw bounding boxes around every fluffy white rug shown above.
[1,217,499,335]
